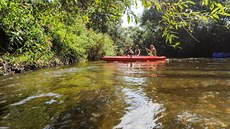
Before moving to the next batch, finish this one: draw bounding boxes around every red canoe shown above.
[102,56,166,62]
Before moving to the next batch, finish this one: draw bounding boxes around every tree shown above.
[142,0,230,45]
[138,0,230,57]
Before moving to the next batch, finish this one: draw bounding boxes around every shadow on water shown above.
[1,59,230,129]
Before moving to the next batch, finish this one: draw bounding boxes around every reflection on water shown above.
[114,88,165,129]
[0,59,230,129]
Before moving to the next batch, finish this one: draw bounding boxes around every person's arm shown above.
[152,49,157,56]
[145,48,150,52]
[130,49,134,55]
[124,49,134,55]
[137,49,141,56]
[124,49,129,55]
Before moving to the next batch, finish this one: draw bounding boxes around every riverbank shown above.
[0,54,91,76]
[0,1,116,76]
[0,57,65,75]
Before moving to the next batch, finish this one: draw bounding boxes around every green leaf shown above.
[135,17,138,24]
[171,42,182,49]
[142,0,151,8]
[169,36,172,44]
[175,25,178,30]
[209,15,213,19]
[222,13,230,16]
[211,7,219,14]
[178,5,183,10]
[187,1,195,5]
[95,0,100,4]
[127,14,130,23]
[153,1,162,11]
[210,4,214,10]
[201,15,209,22]
[202,0,208,6]
[82,15,89,22]
[171,35,179,39]
[175,42,180,46]
[135,0,138,7]
[216,3,223,8]
[219,7,225,13]
[212,14,219,19]
[165,35,169,43]
[182,3,189,8]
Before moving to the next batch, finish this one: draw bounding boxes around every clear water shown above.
[0,58,230,129]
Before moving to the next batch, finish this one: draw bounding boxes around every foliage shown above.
[145,0,230,45]
[107,21,135,55]
[138,0,230,57]
[57,0,136,33]
[0,0,116,69]
[1,0,230,73]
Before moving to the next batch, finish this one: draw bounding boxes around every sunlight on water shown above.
[11,93,61,106]
[114,88,165,129]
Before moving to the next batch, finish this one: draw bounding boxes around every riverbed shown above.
[0,58,230,129]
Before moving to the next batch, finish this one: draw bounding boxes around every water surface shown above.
[0,59,230,129]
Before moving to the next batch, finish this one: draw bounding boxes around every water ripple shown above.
[114,88,165,129]
[11,93,61,106]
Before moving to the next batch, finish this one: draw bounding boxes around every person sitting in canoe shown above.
[145,45,157,56]
[124,45,134,55]
[134,45,141,56]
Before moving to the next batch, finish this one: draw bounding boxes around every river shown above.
[0,58,230,129]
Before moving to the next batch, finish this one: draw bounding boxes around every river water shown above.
[0,58,230,129]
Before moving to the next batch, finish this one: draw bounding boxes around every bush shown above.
[0,1,115,70]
